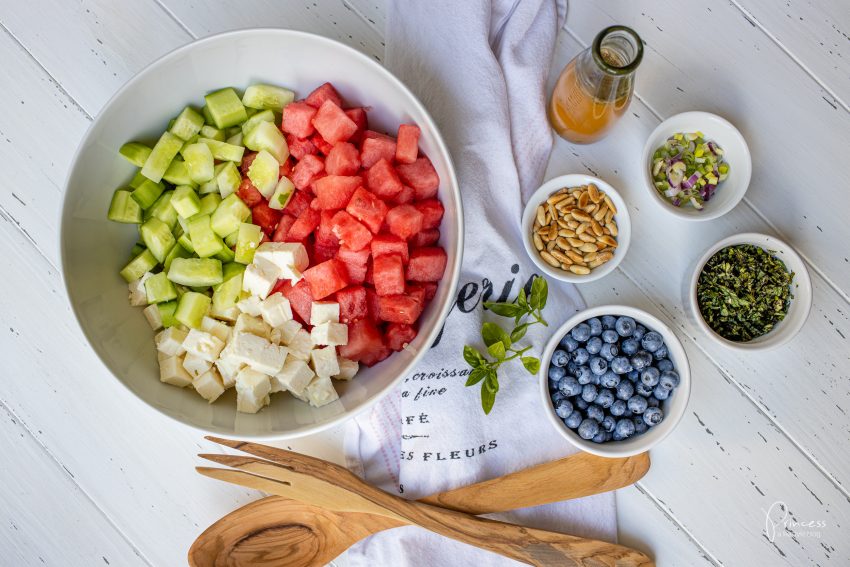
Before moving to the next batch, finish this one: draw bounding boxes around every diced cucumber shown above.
[242,84,295,111]
[222,261,246,282]
[141,131,183,183]
[234,223,263,264]
[167,258,223,287]
[119,142,152,167]
[211,193,251,237]
[204,88,248,129]
[175,291,211,329]
[198,178,220,195]
[130,243,146,257]
[107,190,143,223]
[241,109,275,136]
[212,264,245,310]
[130,178,165,209]
[268,176,295,210]
[144,272,177,304]
[169,107,205,141]
[247,150,280,197]
[183,142,215,184]
[144,190,178,230]
[139,217,177,263]
[197,137,245,162]
[157,300,179,327]
[198,193,222,216]
[216,161,241,198]
[187,214,225,258]
[226,131,243,147]
[120,249,158,282]
[129,171,148,189]
[171,185,201,218]
[200,125,225,142]
[163,241,191,271]
[244,121,289,164]
[214,246,235,263]
[162,159,193,186]
[178,232,195,254]
[224,229,239,248]
[179,134,200,156]
[201,104,214,125]
[245,107,259,118]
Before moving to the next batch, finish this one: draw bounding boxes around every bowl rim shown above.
[58,28,465,439]
[538,305,691,458]
[521,173,631,284]
[640,110,751,222]
[688,232,812,352]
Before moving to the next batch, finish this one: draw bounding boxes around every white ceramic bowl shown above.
[521,174,631,283]
[689,233,812,351]
[641,111,751,221]
[60,29,463,438]
[538,305,691,458]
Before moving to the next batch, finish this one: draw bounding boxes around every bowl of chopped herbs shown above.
[689,233,812,350]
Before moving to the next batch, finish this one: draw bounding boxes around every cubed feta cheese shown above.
[182,353,212,378]
[214,350,243,389]
[272,359,315,395]
[242,263,277,299]
[310,346,340,378]
[182,329,225,362]
[269,327,282,345]
[234,313,271,339]
[334,358,359,381]
[228,332,288,375]
[159,354,193,387]
[236,294,263,316]
[143,304,163,331]
[278,320,303,344]
[310,322,348,346]
[235,367,272,414]
[261,294,293,327]
[155,327,188,356]
[193,367,226,403]
[305,375,340,408]
[310,301,340,325]
[201,316,231,343]
[128,272,152,307]
[254,242,309,282]
[209,304,240,323]
[287,329,314,361]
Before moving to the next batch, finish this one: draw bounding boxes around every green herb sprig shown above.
[463,276,549,414]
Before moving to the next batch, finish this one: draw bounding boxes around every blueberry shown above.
[659,370,680,390]
[615,418,635,438]
[616,380,635,400]
[560,335,579,352]
[601,315,617,330]
[589,356,608,376]
[586,404,605,422]
[575,366,593,385]
[601,329,619,344]
[571,323,591,342]
[548,365,567,381]
[633,416,649,434]
[615,316,636,337]
[551,391,565,404]
[587,317,603,336]
[628,395,649,414]
[627,369,640,382]
[558,377,582,396]
[566,361,578,375]
[551,349,569,367]
[595,388,615,408]
[657,358,674,373]
[601,415,617,433]
[565,410,583,429]
[641,331,664,353]
[586,336,603,355]
[610,356,632,374]
[653,384,671,400]
[555,399,574,419]
[612,431,626,441]
[653,344,668,360]
[592,431,608,443]
[581,384,598,403]
[630,350,653,370]
[647,396,660,408]
[632,324,646,340]
[599,343,618,361]
[620,338,639,356]
[635,381,655,397]
[643,406,664,426]
[600,371,620,389]
[578,418,600,440]
[572,348,590,365]
[640,367,660,388]
[574,397,589,410]
[610,399,627,416]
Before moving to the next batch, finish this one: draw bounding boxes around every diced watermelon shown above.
[371,234,409,263]
[365,287,381,323]
[252,203,282,236]
[303,258,350,300]
[336,285,367,323]
[373,253,405,296]
[272,214,297,242]
[237,178,265,208]
[291,154,325,190]
[385,204,424,240]
[360,135,397,169]
[281,279,314,324]
[344,108,368,143]
[409,228,440,248]
[283,189,313,217]
[339,319,388,366]
[365,158,403,199]
[385,323,417,351]
[287,206,321,242]
[281,101,317,138]
[314,243,339,263]
[378,295,423,325]
[406,284,427,306]
[240,151,257,176]
[395,124,420,164]
[330,211,373,251]
[345,187,388,234]
[312,100,358,145]
[313,175,362,210]
[316,210,339,247]
[407,247,447,281]
[310,132,334,155]
[305,83,343,109]
[286,134,318,160]
[280,158,294,179]
[307,172,326,193]
[336,246,370,284]
[325,142,361,176]
[408,282,437,303]
[415,199,444,230]
[396,157,439,200]
[392,185,415,205]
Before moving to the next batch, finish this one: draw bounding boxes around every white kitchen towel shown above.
[343,0,617,565]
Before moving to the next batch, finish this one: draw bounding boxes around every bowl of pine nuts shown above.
[521,174,631,283]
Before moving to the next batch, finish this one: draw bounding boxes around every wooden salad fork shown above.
[196,436,654,567]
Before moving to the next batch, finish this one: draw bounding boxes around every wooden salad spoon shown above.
[190,437,652,567]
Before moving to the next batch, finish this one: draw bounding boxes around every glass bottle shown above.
[549,25,643,144]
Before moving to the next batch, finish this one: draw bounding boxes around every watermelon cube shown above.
[285,134,318,160]
[344,108,368,143]
[330,211,373,251]
[325,142,361,176]
[396,157,439,200]
[313,175,362,210]
[409,228,440,248]
[385,204,424,240]
[373,253,405,296]
[272,214,297,242]
[392,185,415,205]
[316,210,339,247]
[291,154,325,190]
[336,285,368,323]
[310,132,334,155]
[240,151,257,176]
[385,323,417,351]
[252,202,283,236]
[283,189,313,217]
[282,101,317,138]
[407,247,447,281]
[237,178,265,208]
[371,234,409,263]
[360,135,397,168]
[415,199,444,230]
[408,282,438,302]
[313,243,339,264]
[338,319,388,366]
[346,187,388,234]
[305,83,343,109]
[395,124,420,164]
[365,287,381,323]
[303,258,350,300]
[312,100,358,145]
[286,206,321,242]
[378,295,423,325]
[281,279,314,324]
[365,159,404,199]
[337,245,370,284]
[406,284,427,306]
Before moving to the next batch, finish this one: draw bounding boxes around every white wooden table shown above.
[1,1,848,565]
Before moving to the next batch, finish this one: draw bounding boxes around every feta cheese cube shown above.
[242,263,277,299]
[214,350,243,389]
[143,304,163,331]
[234,313,271,339]
[228,332,288,375]
[310,346,340,378]
[254,242,309,282]
[193,367,226,403]
[182,329,225,362]
[155,327,188,356]
[269,327,282,345]
[261,294,293,327]
[235,367,272,414]
[128,272,152,307]
[305,375,340,408]
[236,294,263,316]
[278,320,303,344]
[287,329,314,361]
[159,354,193,387]
[310,301,340,325]
[209,304,240,323]
[310,322,348,346]
[334,358,359,381]
[272,359,315,395]
[182,353,212,378]
[201,316,231,343]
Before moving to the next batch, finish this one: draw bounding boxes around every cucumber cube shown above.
[169,107,205,141]
[240,109,275,136]
[211,193,251,237]
[200,125,225,142]
[204,88,248,129]
[268,176,295,210]
[224,230,239,248]
[140,217,176,262]
[197,137,245,162]
[119,142,152,167]
[107,190,143,223]
[247,150,280,197]
[157,300,179,327]
[120,249,158,282]
[216,161,241,198]
[187,214,225,258]
[144,190,178,230]
[129,171,148,189]
[178,232,195,254]
[244,121,289,164]
[241,84,295,111]
[222,261,246,282]
[144,272,177,304]
[171,185,201,218]
[212,265,245,310]
[198,178,220,195]
[175,292,211,329]
[141,131,183,183]
[167,258,223,287]
[163,159,193,186]
[201,104,214,125]
[183,142,215,184]
[130,178,165,209]
[234,223,263,264]
[214,246,235,263]
[198,193,222,216]
[179,134,200,156]
[226,131,244,147]
[130,243,146,258]
[163,242,191,272]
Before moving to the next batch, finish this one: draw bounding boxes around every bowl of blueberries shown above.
[539,305,691,457]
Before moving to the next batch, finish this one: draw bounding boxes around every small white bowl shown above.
[521,174,631,283]
[689,233,812,351]
[641,111,751,221]
[539,305,691,458]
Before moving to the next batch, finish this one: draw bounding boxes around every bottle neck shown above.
[574,26,642,103]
